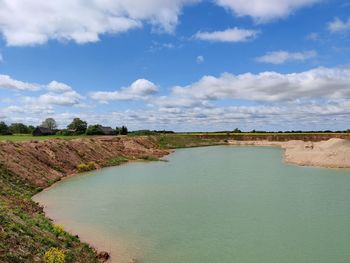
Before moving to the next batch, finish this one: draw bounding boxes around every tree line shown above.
[0,118,128,136]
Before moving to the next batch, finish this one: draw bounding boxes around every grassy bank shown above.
[0,135,91,142]
[155,134,227,148]
[0,163,97,263]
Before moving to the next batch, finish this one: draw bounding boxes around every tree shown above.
[41,118,57,130]
[9,123,30,134]
[115,127,121,135]
[0,122,12,135]
[67,118,87,135]
[28,125,35,134]
[120,126,128,135]
[86,124,104,135]
[233,128,241,133]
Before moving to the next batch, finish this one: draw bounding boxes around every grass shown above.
[0,134,91,142]
[155,134,226,149]
[105,156,129,167]
[1,132,347,142]
[0,163,97,263]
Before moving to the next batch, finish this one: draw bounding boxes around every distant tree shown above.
[41,118,57,130]
[115,127,121,135]
[67,118,87,135]
[120,126,128,135]
[9,123,30,134]
[233,128,241,133]
[28,125,35,133]
[86,124,104,135]
[0,122,12,135]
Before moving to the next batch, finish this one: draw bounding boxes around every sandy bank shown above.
[229,138,350,168]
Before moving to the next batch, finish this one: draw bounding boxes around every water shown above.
[34,146,350,263]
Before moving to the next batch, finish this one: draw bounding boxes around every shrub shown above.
[77,162,96,172]
[106,156,128,167]
[52,224,65,236]
[44,248,65,263]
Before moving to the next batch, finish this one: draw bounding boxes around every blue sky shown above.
[0,0,350,131]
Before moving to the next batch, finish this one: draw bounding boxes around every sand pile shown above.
[229,138,350,168]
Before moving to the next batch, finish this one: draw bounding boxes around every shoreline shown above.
[3,135,350,262]
[33,138,350,262]
[228,138,350,169]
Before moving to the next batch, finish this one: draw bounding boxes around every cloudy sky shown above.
[0,0,350,131]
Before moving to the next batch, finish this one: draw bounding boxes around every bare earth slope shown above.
[0,136,169,188]
[229,138,350,168]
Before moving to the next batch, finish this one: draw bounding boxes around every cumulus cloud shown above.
[47,81,74,92]
[0,0,198,46]
[195,28,258,42]
[0,74,41,91]
[0,75,84,107]
[2,67,350,131]
[156,67,350,108]
[256,50,317,64]
[328,17,350,33]
[214,0,321,22]
[35,90,83,106]
[90,79,158,102]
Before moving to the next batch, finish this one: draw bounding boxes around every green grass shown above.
[0,134,92,142]
[155,134,226,149]
[1,132,347,142]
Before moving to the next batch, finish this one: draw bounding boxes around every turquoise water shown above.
[34,146,350,263]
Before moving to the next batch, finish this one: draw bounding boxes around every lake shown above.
[34,146,350,263]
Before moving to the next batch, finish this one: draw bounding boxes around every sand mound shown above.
[229,138,350,168]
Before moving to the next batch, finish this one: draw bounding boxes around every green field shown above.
[0,132,347,143]
[0,134,91,142]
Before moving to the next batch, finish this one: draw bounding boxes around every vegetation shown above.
[9,123,35,134]
[116,126,128,135]
[44,248,65,263]
[67,118,88,135]
[0,121,12,135]
[85,125,105,135]
[41,118,58,130]
[155,134,225,149]
[77,162,97,172]
[0,163,97,262]
[105,156,129,167]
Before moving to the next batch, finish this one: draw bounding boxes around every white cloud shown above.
[196,55,204,64]
[328,17,350,33]
[157,67,350,107]
[0,53,3,63]
[0,75,84,106]
[256,50,317,64]
[2,67,350,131]
[0,74,41,91]
[90,79,158,102]
[35,90,83,106]
[195,27,258,43]
[47,81,73,92]
[214,0,321,22]
[0,0,198,46]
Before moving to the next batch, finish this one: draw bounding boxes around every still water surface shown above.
[34,146,350,263]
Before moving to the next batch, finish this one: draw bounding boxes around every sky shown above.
[0,0,350,132]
